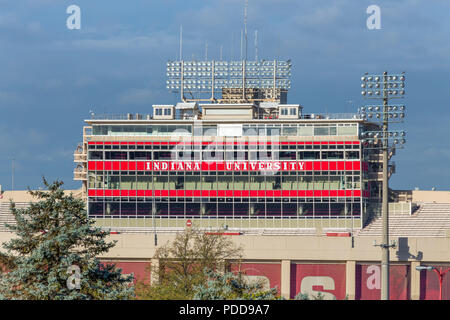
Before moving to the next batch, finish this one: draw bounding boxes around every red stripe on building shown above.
[87,160,362,172]
[87,189,363,198]
[89,141,360,146]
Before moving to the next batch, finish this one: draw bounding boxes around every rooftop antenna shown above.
[254,29,258,61]
[240,29,243,60]
[276,33,280,59]
[179,25,183,61]
[205,40,208,60]
[11,157,14,199]
[220,45,223,60]
[231,32,234,60]
[244,0,248,61]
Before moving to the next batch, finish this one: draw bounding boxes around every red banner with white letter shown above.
[230,263,282,295]
[355,264,409,300]
[290,263,346,300]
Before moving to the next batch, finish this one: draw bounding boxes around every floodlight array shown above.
[166,60,292,93]
[358,104,406,123]
[361,130,406,143]
[359,71,407,150]
[361,73,405,98]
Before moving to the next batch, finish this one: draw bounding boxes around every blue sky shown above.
[0,0,449,191]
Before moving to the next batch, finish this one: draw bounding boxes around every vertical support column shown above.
[242,60,246,101]
[410,261,421,300]
[273,60,277,100]
[381,71,390,300]
[249,203,255,216]
[281,260,291,299]
[346,260,356,300]
[151,258,159,285]
[180,60,184,102]
[297,204,303,216]
[200,203,206,216]
[211,60,215,101]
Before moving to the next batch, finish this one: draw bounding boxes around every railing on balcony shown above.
[86,112,363,122]
[92,214,362,233]
[73,167,87,180]
[74,152,87,162]
[88,114,152,121]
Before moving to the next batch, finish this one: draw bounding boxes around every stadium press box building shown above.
[73,60,393,231]
[75,102,384,231]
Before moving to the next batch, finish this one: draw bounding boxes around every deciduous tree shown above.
[136,227,243,300]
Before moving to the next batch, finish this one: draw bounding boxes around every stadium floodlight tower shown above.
[359,71,406,300]
[166,60,292,104]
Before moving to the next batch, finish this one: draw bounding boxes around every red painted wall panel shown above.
[419,266,450,300]
[231,262,281,294]
[290,263,346,300]
[101,261,151,284]
[355,264,409,300]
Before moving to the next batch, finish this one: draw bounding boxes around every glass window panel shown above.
[330,125,337,135]
[136,176,151,189]
[89,151,103,160]
[322,151,343,160]
[314,125,329,136]
[121,176,135,189]
[298,125,313,136]
[338,125,357,136]
[282,126,297,136]
[106,175,120,189]
[346,151,359,159]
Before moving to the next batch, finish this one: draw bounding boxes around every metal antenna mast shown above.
[11,158,14,196]
[179,25,183,61]
[255,29,258,60]
[240,29,243,60]
[244,0,248,61]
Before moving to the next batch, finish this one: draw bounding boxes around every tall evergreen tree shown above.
[0,179,134,300]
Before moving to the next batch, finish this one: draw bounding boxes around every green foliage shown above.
[294,292,347,300]
[135,276,194,300]
[0,178,134,300]
[193,268,282,300]
[135,227,243,300]
[294,292,310,300]
[0,252,15,272]
[314,292,325,300]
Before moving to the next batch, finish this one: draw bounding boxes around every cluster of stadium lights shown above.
[361,73,405,98]
[166,60,292,93]
[360,130,406,146]
[359,72,406,149]
[358,105,406,122]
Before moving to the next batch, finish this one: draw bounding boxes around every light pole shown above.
[11,157,15,198]
[359,71,406,300]
[416,265,450,300]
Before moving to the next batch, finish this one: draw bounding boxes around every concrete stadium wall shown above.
[1,232,446,300]
[412,190,450,203]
